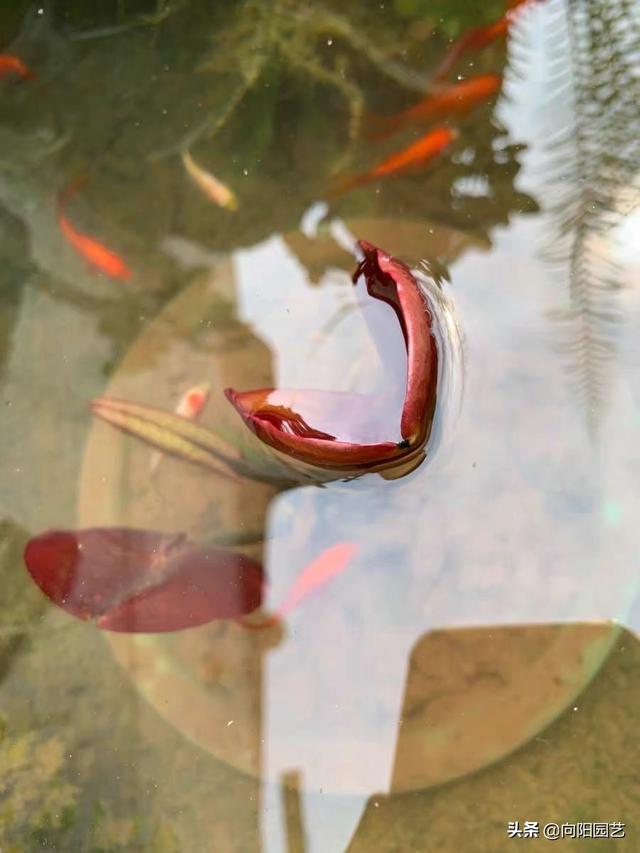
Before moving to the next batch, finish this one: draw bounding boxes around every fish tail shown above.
[326,170,371,199]
[57,211,73,238]
[432,40,467,82]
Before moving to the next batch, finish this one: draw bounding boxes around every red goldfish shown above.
[433,0,543,80]
[329,126,457,197]
[240,542,358,630]
[367,74,502,140]
[57,181,132,280]
[0,54,35,81]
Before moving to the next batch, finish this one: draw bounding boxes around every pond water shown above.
[1,1,640,851]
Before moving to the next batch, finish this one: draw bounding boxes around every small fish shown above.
[329,126,458,197]
[174,383,211,419]
[57,181,132,280]
[150,383,211,473]
[433,0,543,80]
[0,54,35,81]
[181,149,238,211]
[367,74,502,140]
[239,542,358,630]
[432,19,509,80]
[276,542,358,619]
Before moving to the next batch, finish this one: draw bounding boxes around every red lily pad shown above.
[23,527,264,632]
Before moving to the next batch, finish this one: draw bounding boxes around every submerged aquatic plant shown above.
[0,729,80,847]
[177,0,440,165]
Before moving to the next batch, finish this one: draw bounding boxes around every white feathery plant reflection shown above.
[514,0,640,432]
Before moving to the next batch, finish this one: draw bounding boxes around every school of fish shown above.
[331,0,542,197]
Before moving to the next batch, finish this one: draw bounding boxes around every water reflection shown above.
[68,221,633,851]
[1,0,640,850]
[513,0,640,431]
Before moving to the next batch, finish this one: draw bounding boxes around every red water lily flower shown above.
[225,240,438,476]
[23,527,264,633]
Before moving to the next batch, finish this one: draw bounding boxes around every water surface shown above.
[1,1,640,850]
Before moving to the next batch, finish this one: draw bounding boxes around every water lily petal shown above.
[353,240,437,446]
[225,241,438,475]
[24,527,264,632]
[225,387,403,469]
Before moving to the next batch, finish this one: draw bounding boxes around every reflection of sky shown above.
[234,235,409,441]
[245,220,639,848]
[233,236,406,397]
[244,4,640,848]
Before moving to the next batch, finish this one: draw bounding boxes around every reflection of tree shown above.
[533,0,640,431]
[378,113,538,240]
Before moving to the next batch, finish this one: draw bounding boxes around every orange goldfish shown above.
[367,74,502,140]
[181,149,238,211]
[277,542,358,619]
[433,19,509,80]
[239,541,358,630]
[150,383,211,473]
[433,0,544,80]
[0,54,35,81]
[174,383,210,419]
[507,0,543,9]
[57,181,132,280]
[329,126,458,197]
